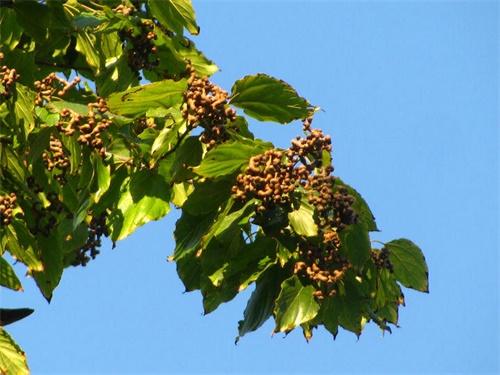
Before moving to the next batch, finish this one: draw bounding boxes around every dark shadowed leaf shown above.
[333,178,378,231]
[0,309,34,327]
[237,266,285,341]
[339,224,371,269]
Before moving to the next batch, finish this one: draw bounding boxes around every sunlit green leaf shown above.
[288,200,318,237]
[230,74,313,123]
[148,0,199,35]
[0,328,29,375]
[109,171,172,241]
[0,257,22,291]
[194,141,271,178]
[386,239,428,292]
[107,79,187,117]
[273,275,319,333]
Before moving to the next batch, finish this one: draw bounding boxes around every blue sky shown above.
[2,1,498,374]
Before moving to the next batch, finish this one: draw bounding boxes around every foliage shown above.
[0,0,428,372]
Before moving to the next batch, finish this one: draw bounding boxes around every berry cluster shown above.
[232,150,301,213]
[182,66,237,148]
[0,193,17,226]
[371,247,394,273]
[132,116,156,135]
[34,73,80,106]
[76,99,111,157]
[72,213,109,267]
[57,98,111,157]
[114,3,134,16]
[0,53,20,100]
[293,240,351,300]
[42,136,70,183]
[121,20,159,71]
[233,117,359,298]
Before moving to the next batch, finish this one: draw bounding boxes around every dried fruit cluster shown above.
[34,73,80,106]
[182,66,237,148]
[57,98,111,157]
[294,240,351,300]
[42,136,70,183]
[72,213,109,267]
[120,20,159,71]
[232,150,303,213]
[0,193,17,226]
[233,117,359,299]
[371,247,394,273]
[0,53,19,100]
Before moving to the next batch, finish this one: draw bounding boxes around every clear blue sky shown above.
[2,1,498,374]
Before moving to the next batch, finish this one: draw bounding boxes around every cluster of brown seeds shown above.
[182,65,237,148]
[72,213,109,267]
[233,117,359,298]
[232,150,301,213]
[42,136,70,183]
[132,116,156,135]
[0,53,20,100]
[371,248,394,273]
[288,121,332,166]
[114,3,134,16]
[0,193,17,226]
[57,98,111,157]
[34,73,80,106]
[121,20,159,71]
[293,240,351,300]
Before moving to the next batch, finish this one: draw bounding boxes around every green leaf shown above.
[339,223,371,269]
[209,233,275,291]
[182,178,233,216]
[76,32,102,73]
[93,157,111,202]
[386,239,429,292]
[194,141,271,178]
[32,234,64,302]
[14,84,36,137]
[288,200,318,237]
[0,257,22,292]
[107,79,187,118]
[237,266,285,342]
[72,13,106,30]
[0,9,23,50]
[230,74,313,124]
[148,0,199,35]
[319,296,339,338]
[6,221,43,272]
[0,308,34,326]
[0,328,29,375]
[273,275,320,333]
[172,211,216,261]
[109,171,172,241]
[334,178,378,231]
